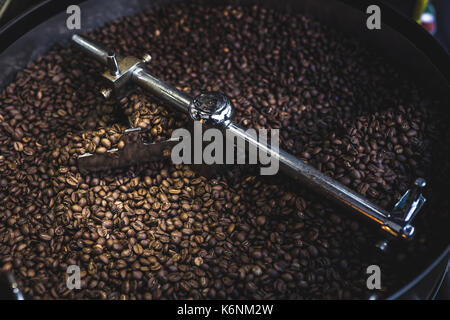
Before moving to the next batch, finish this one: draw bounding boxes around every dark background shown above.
[0,0,448,52]
[382,0,450,51]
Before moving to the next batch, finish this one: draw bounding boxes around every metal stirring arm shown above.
[71,34,427,244]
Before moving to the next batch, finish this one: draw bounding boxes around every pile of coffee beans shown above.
[52,93,183,161]
[68,124,127,156]
[124,95,182,143]
[0,2,449,299]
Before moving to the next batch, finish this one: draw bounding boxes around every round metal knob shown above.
[189,92,234,126]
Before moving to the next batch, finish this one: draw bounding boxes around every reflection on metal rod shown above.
[133,67,191,114]
[72,34,109,64]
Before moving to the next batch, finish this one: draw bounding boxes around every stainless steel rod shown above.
[72,34,109,64]
[133,67,191,114]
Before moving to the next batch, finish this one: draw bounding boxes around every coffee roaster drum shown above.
[0,0,448,299]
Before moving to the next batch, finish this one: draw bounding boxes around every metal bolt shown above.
[100,88,112,99]
[142,53,152,63]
